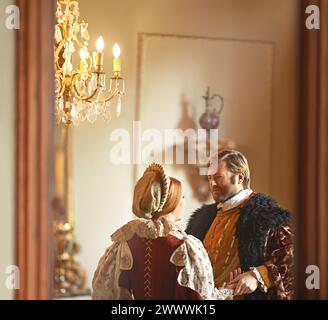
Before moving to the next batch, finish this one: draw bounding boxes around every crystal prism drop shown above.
[87,106,97,123]
[116,96,121,117]
[96,102,105,115]
[102,108,112,123]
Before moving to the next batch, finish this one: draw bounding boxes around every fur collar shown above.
[186,193,291,300]
[186,193,291,242]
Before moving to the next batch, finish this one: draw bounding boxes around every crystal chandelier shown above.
[53,0,125,298]
[54,0,125,126]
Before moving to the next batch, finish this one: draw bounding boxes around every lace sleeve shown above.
[92,241,133,300]
[170,235,233,300]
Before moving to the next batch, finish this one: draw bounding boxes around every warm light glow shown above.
[54,0,125,127]
[79,48,88,60]
[96,36,104,52]
[113,43,121,58]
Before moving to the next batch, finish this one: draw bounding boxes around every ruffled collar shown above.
[217,188,254,212]
[111,214,184,242]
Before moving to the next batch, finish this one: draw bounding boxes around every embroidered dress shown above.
[92,215,233,300]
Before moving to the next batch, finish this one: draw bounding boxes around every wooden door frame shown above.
[15,0,55,300]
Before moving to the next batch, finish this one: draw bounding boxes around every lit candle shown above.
[93,36,104,71]
[96,36,104,52]
[112,43,121,77]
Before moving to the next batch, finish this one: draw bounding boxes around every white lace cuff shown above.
[250,267,268,293]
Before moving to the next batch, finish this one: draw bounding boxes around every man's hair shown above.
[211,149,251,188]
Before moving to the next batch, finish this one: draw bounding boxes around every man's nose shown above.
[210,178,217,187]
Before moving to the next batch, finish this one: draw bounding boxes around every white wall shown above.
[136,34,275,227]
[73,0,300,290]
[0,0,15,300]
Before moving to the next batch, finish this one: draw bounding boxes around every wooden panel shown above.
[299,0,328,300]
[15,0,55,300]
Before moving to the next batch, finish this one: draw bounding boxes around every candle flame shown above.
[96,36,104,52]
[113,43,121,58]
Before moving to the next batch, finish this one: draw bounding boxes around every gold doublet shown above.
[204,206,241,288]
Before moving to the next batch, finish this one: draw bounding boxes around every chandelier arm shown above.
[73,27,85,47]
[59,83,66,97]
[71,72,100,101]
[86,56,93,73]
[54,41,65,70]
[102,88,119,103]
[56,72,66,97]
[55,74,64,94]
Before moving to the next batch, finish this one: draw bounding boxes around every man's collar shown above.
[217,189,254,212]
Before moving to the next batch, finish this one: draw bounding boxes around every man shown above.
[186,149,294,299]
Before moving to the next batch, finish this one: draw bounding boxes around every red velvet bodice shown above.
[119,234,202,300]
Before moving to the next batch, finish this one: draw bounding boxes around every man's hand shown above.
[221,268,242,290]
[226,271,258,296]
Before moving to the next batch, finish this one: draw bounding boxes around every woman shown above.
[92,163,233,300]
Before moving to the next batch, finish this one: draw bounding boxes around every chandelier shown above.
[54,0,125,126]
[53,0,126,298]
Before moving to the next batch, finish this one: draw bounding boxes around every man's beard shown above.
[211,176,240,203]
[212,186,239,203]
[212,190,230,203]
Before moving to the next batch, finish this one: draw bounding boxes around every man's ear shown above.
[238,173,245,185]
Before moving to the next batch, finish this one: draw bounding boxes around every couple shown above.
[92,149,294,300]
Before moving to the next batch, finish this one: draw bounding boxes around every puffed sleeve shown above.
[261,224,294,299]
[92,241,133,300]
[170,234,233,300]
